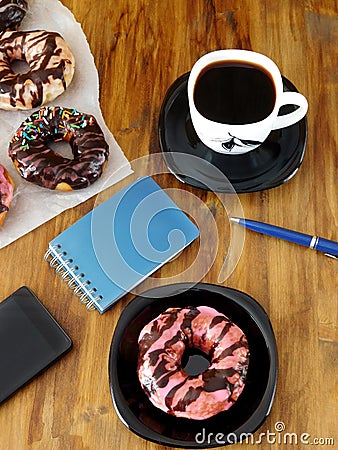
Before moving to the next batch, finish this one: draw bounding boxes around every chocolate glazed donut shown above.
[137,305,249,420]
[0,30,75,110]
[0,0,28,32]
[8,106,109,190]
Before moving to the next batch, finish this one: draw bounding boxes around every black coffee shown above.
[193,61,276,124]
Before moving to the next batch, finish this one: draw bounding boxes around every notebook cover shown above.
[48,176,199,313]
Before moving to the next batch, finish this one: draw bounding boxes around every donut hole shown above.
[181,347,211,376]
[48,139,74,160]
[10,58,30,74]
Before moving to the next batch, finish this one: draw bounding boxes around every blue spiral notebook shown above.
[45,176,199,313]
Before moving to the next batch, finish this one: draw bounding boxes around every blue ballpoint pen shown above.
[231,217,338,258]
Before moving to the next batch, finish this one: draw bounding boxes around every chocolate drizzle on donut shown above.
[137,305,250,420]
[173,386,203,412]
[214,335,249,363]
[165,379,189,411]
[138,309,181,360]
[8,106,109,190]
[0,0,27,32]
[0,30,75,110]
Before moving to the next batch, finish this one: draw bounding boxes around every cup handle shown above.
[271,92,308,130]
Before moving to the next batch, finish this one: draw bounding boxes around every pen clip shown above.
[324,253,338,260]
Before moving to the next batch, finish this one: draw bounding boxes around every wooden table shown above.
[0,1,337,449]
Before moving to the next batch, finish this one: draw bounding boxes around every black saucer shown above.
[109,283,278,448]
[159,73,308,193]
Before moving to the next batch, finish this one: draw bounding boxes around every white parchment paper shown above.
[0,0,132,248]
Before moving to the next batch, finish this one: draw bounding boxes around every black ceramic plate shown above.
[109,283,278,448]
[158,73,308,193]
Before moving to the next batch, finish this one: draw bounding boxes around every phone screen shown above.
[0,286,72,404]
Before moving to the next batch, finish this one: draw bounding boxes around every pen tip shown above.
[230,217,240,223]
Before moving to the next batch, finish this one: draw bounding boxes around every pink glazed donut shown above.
[0,163,14,227]
[137,305,249,420]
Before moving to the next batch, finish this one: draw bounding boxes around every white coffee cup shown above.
[187,49,308,154]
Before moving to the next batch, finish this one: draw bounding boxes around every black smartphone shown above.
[0,286,72,404]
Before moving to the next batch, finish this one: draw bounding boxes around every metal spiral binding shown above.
[44,244,100,312]
[80,288,99,311]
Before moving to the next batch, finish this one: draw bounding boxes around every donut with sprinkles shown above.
[8,106,109,190]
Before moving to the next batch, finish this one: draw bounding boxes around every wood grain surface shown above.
[0,1,337,449]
